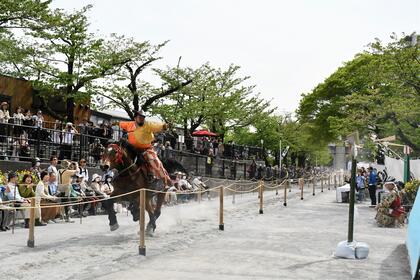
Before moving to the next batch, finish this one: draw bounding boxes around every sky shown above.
[52,0,419,115]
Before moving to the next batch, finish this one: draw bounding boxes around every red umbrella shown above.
[192,129,218,137]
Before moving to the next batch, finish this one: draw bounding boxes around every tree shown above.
[298,33,420,154]
[92,39,192,120]
[0,6,133,122]
[0,0,51,30]
[152,64,272,146]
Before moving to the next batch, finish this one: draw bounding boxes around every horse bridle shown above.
[106,143,143,180]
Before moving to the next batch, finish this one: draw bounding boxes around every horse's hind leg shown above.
[103,198,119,231]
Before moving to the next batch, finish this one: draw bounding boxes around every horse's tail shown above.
[162,158,189,176]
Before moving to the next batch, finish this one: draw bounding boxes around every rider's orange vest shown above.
[119,121,165,149]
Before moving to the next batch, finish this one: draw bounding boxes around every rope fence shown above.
[3,171,343,256]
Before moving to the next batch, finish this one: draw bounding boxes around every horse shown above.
[101,140,187,235]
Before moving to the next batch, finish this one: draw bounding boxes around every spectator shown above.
[101,164,114,193]
[356,169,366,202]
[76,158,89,184]
[0,102,11,123]
[22,109,33,126]
[257,164,264,180]
[11,133,30,161]
[52,120,62,145]
[89,138,104,166]
[5,172,32,228]
[163,141,172,159]
[0,189,14,231]
[248,159,257,180]
[90,174,108,214]
[375,182,405,227]
[35,171,57,225]
[18,174,36,200]
[218,140,224,158]
[0,102,10,136]
[368,167,378,206]
[205,149,214,176]
[90,174,108,198]
[33,110,44,128]
[47,156,59,185]
[192,176,209,200]
[69,174,88,217]
[48,173,59,196]
[57,160,78,222]
[60,122,78,160]
[30,157,42,180]
[12,106,25,136]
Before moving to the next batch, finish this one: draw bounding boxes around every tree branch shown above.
[141,80,192,112]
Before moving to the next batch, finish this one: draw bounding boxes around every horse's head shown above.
[101,143,131,170]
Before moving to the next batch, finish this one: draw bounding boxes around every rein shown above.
[107,143,144,180]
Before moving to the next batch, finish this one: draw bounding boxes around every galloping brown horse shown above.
[101,140,187,235]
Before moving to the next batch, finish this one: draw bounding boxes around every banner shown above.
[384,156,420,181]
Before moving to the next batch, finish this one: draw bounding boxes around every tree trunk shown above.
[66,97,75,123]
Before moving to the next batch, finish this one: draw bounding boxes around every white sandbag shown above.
[355,242,369,259]
[335,240,356,259]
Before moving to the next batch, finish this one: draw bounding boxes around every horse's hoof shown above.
[146,228,154,237]
[110,223,119,231]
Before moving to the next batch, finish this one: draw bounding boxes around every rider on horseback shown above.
[117,110,171,189]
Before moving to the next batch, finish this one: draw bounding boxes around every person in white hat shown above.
[0,102,10,123]
[90,173,108,198]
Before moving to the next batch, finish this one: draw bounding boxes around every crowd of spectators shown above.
[0,101,118,163]
[0,153,210,232]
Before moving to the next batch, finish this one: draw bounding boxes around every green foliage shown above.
[0,0,51,30]
[152,63,272,140]
[298,33,420,155]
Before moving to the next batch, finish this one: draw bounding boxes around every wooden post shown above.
[219,186,224,230]
[312,178,316,196]
[139,189,146,256]
[232,186,236,204]
[259,181,264,214]
[198,188,202,203]
[27,198,35,248]
[289,179,292,192]
[321,176,324,192]
[299,178,304,200]
[328,175,331,191]
[275,179,278,196]
[283,180,288,206]
[334,174,337,189]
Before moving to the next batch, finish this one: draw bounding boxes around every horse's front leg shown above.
[154,192,166,221]
[103,197,119,231]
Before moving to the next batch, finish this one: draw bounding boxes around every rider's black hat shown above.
[133,110,146,118]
